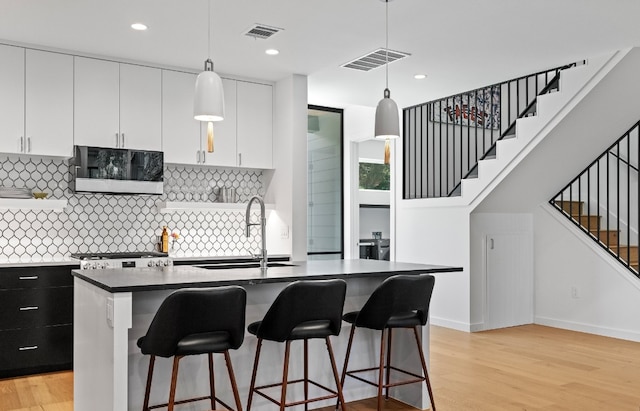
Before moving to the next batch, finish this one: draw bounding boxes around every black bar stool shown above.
[246,279,347,411]
[339,274,436,411]
[137,286,246,411]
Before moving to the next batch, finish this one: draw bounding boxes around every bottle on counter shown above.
[161,226,169,253]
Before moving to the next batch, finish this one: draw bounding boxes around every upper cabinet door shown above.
[236,81,273,169]
[162,70,201,165]
[203,78,237,167]
[25,50,73,157]
[74,57,120,148]
[0,45,25,154]
[120,63,161,151]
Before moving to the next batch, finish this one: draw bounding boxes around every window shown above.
[359,162,390,191]
[307,106,343,260]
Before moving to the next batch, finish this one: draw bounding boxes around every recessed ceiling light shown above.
[131,23,148,31]
[265,49,279,56]
[414,74,427,80]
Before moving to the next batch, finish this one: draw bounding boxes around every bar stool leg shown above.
[377,329,387,411]
[247,339,263,411]
[325,336,347,411]
[168,356,182,411]
[304,339,309,411]
[336,325,356,410]
[224,350,243,411]
[142,355,156,411]
[385,329,393,400]
[280,341,292,411]
[413,326,436,411]
[208,353,216,410]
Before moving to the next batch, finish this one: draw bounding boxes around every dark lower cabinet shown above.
[0,325,73,377]
[0,265,76,379]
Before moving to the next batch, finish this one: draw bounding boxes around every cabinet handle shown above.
[196,150,200,164]
[238,153,242,166]
[27,137,31,153]
[19,306,39,311]
[115,133,119,148]
[18,346,38,351]
[19,136,24,153]
[121,133,125,147]
[202,151,206,164]
[19,276,38,280]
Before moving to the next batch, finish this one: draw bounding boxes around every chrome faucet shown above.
[245,195,268,270]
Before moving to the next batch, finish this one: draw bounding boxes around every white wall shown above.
[359,208,391,239]
[395,202,471,330]
[359,139,386,161]
[535,205,640,341]
[266,74,308,260]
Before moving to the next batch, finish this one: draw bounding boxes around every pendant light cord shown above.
[207,0,211,59]
[385,0,389,90]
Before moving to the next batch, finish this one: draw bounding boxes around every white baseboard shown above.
[469,322,486,332]
[430,316,471,332]
[535,316,640,342]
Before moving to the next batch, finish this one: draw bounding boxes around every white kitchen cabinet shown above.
[162,70,201,164]
[163,74,237,166]
[0,45,24,154]
[236,81,273,169]
[119,64,161,151]
[25,50,73,157]
[162,74,272,169]
[74,57,161,151]
[203,79,237,167]
[0,46,73,157]
[74,57,120,148]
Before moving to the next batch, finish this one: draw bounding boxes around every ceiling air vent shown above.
[341,48,411,71]
[244,24,282,40]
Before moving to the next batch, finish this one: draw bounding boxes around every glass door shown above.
[307,106,343,260]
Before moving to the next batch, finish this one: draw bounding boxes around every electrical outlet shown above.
[571,286,579,299]
[280,225,290,240]
[106,297,114,328]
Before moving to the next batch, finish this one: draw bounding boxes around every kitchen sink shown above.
[195,262,298,270]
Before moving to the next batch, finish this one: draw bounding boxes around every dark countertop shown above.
[72,259,462,293]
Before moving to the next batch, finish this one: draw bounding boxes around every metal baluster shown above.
[627,133,631,265]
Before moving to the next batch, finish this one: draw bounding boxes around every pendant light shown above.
[194,0,225,153]
[374,0,399,165]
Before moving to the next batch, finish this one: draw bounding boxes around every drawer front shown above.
[0,325,73,372]
[0,287,73,330]
[0,266,76,289]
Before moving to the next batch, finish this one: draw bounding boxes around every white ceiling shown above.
[1,0,639,109]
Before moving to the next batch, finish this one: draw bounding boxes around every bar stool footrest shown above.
[346,365,426,389]
[148,394,238,411]
[254,378,340,408]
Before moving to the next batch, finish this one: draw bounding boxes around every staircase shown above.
[553,200,639,273]
[403,49,633,209]
[550,113,640,277]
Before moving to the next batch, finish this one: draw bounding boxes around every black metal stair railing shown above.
[550,119,640,276]
[403,62,580,199]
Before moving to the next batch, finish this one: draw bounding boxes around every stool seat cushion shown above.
[248,319,333,341]
[343,310,422,328]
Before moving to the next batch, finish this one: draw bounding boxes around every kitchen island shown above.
[73,259,461,411]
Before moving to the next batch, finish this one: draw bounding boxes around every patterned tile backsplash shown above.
[0,155,264,263]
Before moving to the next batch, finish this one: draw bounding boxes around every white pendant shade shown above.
[374,89,400,139]
[194,68,225,122]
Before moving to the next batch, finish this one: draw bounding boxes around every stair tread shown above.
[610,245,638,250]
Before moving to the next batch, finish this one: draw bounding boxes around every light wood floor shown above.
[2,325,640,410]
